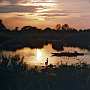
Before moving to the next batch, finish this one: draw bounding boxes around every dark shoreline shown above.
[0,30,90,51]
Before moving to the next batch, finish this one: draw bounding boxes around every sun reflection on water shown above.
[36,49,42,60]
[0,44,89,68]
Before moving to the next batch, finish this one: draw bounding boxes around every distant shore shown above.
[0,20,90,51]
[0,30,90,51]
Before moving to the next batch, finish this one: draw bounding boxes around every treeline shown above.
[0,19,90,33]
[0,19,90,51]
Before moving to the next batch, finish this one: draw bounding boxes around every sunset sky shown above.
[0,0,90,29]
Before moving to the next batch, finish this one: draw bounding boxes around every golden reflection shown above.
[1,44,89,67]
[36,49,42,60]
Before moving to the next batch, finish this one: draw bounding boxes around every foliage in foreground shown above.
[0,55,90,90]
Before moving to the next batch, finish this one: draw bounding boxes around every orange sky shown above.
[0,0,90,29]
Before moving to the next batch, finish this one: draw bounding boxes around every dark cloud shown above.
[40,13,68,17]
[0,0,24,4]
[0,0,3,2]
[7,0,16,3]
[40,10,80,14]
[0,5,43,13]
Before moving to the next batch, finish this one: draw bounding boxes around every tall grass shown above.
[0,54,90,90]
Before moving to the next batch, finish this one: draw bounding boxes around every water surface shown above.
[0,44,90,68]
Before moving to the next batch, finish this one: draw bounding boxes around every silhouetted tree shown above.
[15,27,19,31]
[0,19,7,31]
[21,26,32,31]
[44,27,52,32]
[62,24,69,30]
[56,24,61,30]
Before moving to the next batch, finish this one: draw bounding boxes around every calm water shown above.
[0,44,90,67]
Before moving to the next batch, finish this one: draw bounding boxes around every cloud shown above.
[0,0,90,29]
[40,13,68,17]
[0,5,43,13]
[40,10,80,14]
[0,0,25,4]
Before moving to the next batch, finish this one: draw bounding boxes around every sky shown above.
[0,0,90,29]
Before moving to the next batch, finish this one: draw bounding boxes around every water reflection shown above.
[0,44,90,68]
[36,49,42,60]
